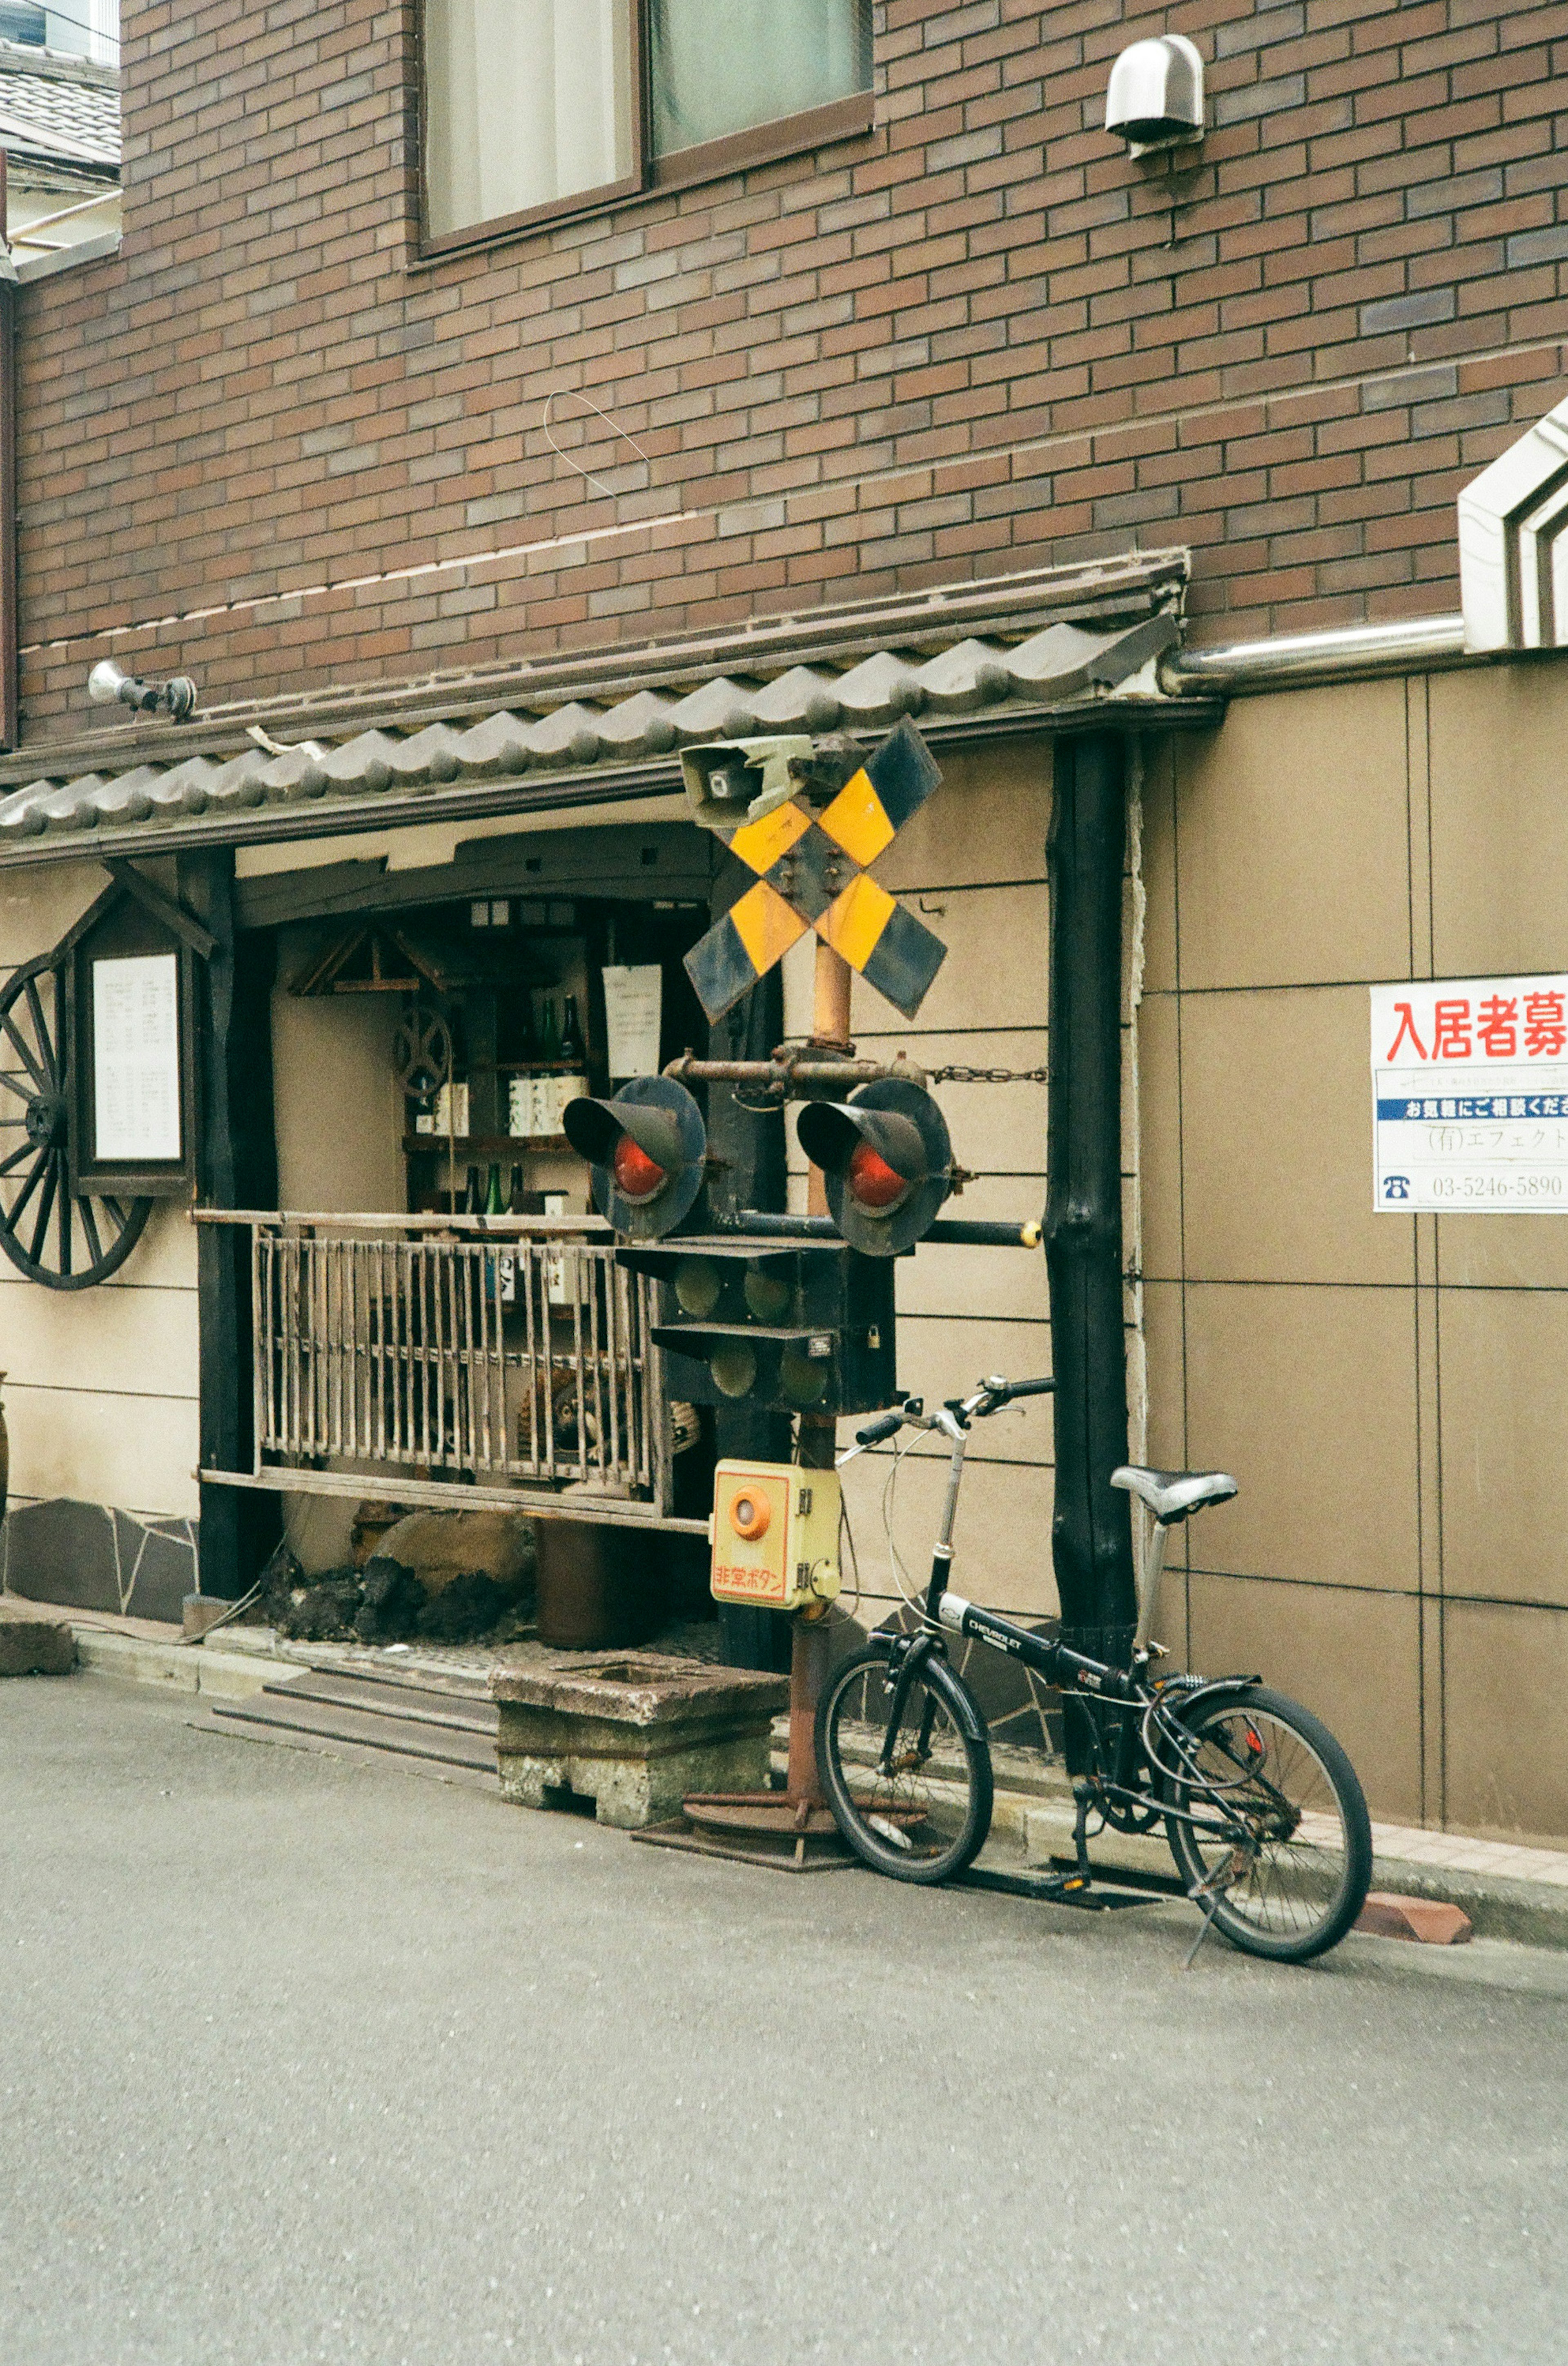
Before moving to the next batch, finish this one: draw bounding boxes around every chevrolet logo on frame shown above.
[683,718,949,1024]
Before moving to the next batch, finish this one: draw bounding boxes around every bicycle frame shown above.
[861,1401,1261,1850]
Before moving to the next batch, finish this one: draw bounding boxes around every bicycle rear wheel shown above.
[1161,1684,1372,1962]
[816,1644,992,1884]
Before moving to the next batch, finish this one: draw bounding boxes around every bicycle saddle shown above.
[1110,1465,1238,1523]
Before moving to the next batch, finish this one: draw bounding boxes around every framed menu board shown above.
[70,896,196,1198]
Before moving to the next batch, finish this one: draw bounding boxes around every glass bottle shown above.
[558,992,588,1138]
[508,1163,527,1213]
[462,1164,482,1216]
[538,997,561,1063]
[486,1161,506,1215]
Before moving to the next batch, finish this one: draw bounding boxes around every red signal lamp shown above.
[847,1138,908,1210]
[562,1075,707,1241]
[613,1132,668,1203]
[795,1076,955,1256]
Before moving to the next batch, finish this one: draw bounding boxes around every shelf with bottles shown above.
[402,1134,576,1158]
[413,1158,587,1221]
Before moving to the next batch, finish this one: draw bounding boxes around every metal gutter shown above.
[1162,612,1471,694]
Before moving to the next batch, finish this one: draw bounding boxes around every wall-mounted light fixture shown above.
[87,658,198,722]
[1105,33,1205,156]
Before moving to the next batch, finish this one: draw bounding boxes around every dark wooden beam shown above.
[101,859,218,960]
[0,278,16,754]
[179,848,281,1599]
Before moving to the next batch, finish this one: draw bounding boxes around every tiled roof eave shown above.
[0,687,1219,874]
[0,553,1205,867]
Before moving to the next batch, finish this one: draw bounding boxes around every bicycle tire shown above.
[816,1643,993,1885]
[1160,1684,1372,1963]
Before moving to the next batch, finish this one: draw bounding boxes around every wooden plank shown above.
[198,1461,709,1532]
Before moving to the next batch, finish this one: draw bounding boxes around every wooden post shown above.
[181,851,280,1599]
[1045,734,1137,1705]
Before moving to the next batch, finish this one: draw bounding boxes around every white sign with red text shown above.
[1371,977,1568,1212]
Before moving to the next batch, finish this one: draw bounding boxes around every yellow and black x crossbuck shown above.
[684,718,947,1023]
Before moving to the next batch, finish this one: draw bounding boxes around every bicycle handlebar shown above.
[850,1375,1054,1451]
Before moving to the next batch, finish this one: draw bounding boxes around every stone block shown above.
[0,1603,76,1677]
[1355,1891,1473,1945]
[491,1652,789,1830]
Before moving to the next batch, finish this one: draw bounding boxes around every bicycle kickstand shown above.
[1036,1783,1096,1902]
[1182,1865,1233,1971]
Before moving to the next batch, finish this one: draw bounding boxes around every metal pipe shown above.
[664,1053,926,1092]
[708,1209,1042,1249]
[1162,612,1468,695]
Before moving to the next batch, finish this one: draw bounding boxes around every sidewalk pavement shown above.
[21,1598,1568,1951]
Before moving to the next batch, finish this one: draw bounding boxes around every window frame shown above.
[411,0,876,264]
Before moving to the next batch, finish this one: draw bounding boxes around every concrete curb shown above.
[68,1626,296,1702]
[1019,1798,1568,1953]
[1363,1852,1568,1950]
[63,1631,1568,1951]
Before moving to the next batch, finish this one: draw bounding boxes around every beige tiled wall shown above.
[1142,666,1568,1842]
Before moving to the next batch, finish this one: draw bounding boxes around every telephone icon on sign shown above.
[1383,1175,1411,1201]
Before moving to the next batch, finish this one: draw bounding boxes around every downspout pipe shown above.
[1162,612,1468,695]
[1045,733,1138,1705]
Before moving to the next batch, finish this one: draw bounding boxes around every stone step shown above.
[0,1600,75,1677]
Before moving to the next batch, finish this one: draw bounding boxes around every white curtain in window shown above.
[424,0,634,237]
[650,0,872,157]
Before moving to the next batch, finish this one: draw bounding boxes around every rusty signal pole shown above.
[784,930,856,1812]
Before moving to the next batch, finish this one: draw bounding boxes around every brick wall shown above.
[13,1,1568,735]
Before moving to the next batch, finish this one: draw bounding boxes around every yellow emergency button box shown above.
[708,1459,842,1613]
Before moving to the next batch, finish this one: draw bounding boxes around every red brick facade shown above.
[13,0,1568,735]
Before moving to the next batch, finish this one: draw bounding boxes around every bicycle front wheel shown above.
[817,1644,993,1884]
[1161,1684,1372,1963]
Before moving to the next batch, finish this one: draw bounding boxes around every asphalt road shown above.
[2,1678,1566,2366]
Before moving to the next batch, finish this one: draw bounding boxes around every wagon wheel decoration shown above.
[0,953,151,1289]
[392,1003,454,1104]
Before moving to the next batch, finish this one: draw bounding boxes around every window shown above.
[0,3,118,63]
[421,0,874,249]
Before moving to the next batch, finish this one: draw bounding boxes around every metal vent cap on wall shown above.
[1105,33,1205,153]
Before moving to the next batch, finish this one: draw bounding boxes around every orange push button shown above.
[729,1489,771,1542]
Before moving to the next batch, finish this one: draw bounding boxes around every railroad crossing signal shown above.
[617,1238,897,1417]
[683,718,947,1024]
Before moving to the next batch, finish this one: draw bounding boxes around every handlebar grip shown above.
[1009,1377,1055,1399]
[855,1410,904,1447]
